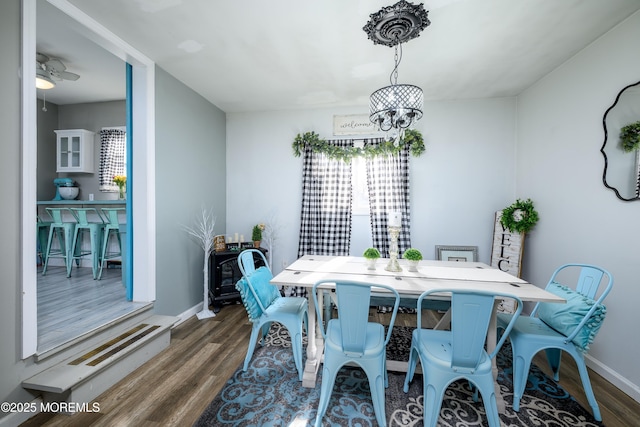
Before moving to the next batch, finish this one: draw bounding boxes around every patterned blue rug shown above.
[194,324,604,426]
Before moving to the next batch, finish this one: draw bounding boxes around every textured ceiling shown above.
[37,0,640,112]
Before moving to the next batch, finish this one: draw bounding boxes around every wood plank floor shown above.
[23,304,640,426]
[37,266,148,354]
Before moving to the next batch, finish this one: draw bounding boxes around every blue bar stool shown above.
[42,208,75,277]
[98,208,125,280]
[70,208,106,279]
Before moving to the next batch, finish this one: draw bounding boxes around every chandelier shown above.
[364,1,430,132]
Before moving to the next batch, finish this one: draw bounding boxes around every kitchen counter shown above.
[37,200,126,205]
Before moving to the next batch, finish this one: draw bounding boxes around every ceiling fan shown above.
[36,52,80,89]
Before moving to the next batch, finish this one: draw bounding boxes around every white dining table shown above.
[270,255,565,409]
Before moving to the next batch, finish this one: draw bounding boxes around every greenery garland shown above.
[500,198,539,234]
[292,128,425,161]
[620,121,640,152]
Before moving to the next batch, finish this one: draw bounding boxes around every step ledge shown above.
[35,302,155,362]
[23,314,177,394]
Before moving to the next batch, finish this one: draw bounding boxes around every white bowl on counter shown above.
[59,186,79,200]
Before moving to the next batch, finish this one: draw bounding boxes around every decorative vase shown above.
[253,240,261,248]
[118,186,125,200]
[408,260,419,272]
[366,258,377,270]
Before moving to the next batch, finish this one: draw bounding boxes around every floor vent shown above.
[87,325,160,366]
[68,324,149,365]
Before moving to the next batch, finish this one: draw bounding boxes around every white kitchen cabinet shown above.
[55,129,95,173]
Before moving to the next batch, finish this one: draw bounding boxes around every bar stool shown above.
[98,208,125,280]
[42,208,75,277]
[70,208,105,279]
[36,215,52,266]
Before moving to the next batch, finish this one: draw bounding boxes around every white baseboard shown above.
[586,354,640,403]
[172,302,206,327]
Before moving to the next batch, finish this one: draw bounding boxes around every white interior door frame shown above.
[21,0,156,358]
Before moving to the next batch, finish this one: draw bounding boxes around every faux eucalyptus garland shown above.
[500,198,539,234]
[292,128,425,161]
[620,120,640,152]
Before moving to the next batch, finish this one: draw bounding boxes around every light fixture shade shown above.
[36,69,55,90]
[369,83,423,131]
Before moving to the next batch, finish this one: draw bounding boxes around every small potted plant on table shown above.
[363,247,381,270]
[403,248,423,272]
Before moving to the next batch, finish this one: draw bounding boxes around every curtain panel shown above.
[297,139,354,257]
[366,139,412,256]
[293,139,354,297]
[99,128,126,192]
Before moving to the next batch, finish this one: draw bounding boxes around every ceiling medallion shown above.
[363,0,430,47]
[364,1,429,132]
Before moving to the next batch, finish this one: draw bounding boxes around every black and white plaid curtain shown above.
[99,128,126,192]
[292,139,353,297]
[366,139,412,257]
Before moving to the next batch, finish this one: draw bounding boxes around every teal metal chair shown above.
[70,208,105,279]
[404,289,522,427]
[312,280,400,427]
[98,208,125,280]
[42,207,75,277]
[236,249,308,381]
[497,263,613,421]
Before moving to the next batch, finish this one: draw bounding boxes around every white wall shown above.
[226,97,517,273]
[516,11,640,400]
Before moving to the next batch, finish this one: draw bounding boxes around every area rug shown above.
[194,324,604,426]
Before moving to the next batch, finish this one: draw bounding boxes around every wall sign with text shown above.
[333,114,378,136]
[490,210,525,313]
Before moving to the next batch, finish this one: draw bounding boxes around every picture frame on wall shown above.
[435,245,479,262]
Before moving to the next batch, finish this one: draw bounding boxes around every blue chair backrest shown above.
[313,280,400,356]
[45,207,70,224]
[575,265,606,300]
[238,249,269,277]
[450,292,496,370]
[336,283,372,355]
[101,208,125,226]
[237,249,276,314]
[71,208,103,225]
[417,289,522,370]
[531,263,613,318]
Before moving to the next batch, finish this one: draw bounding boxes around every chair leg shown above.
[98,228,112,280]
[64,226,74,277]
[573,353,602,421]
[71,227,82,275]
[364,362,387,427]
[511,345,533,412]
[260,322,272,343]
[314,364,337,427]
[423,377,445,427]
[243,324,263,372]
[476,376,500,427]
[545,348,562,381]
[403,345,418,392]
[42,226,56,275]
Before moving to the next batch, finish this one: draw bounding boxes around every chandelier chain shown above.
[390,40,402,86]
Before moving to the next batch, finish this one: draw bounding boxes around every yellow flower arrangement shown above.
[113,175,126,186]
[113,175,126,199]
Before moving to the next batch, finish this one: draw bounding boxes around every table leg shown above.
[302,288,322,388]
[488,300,506,412]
